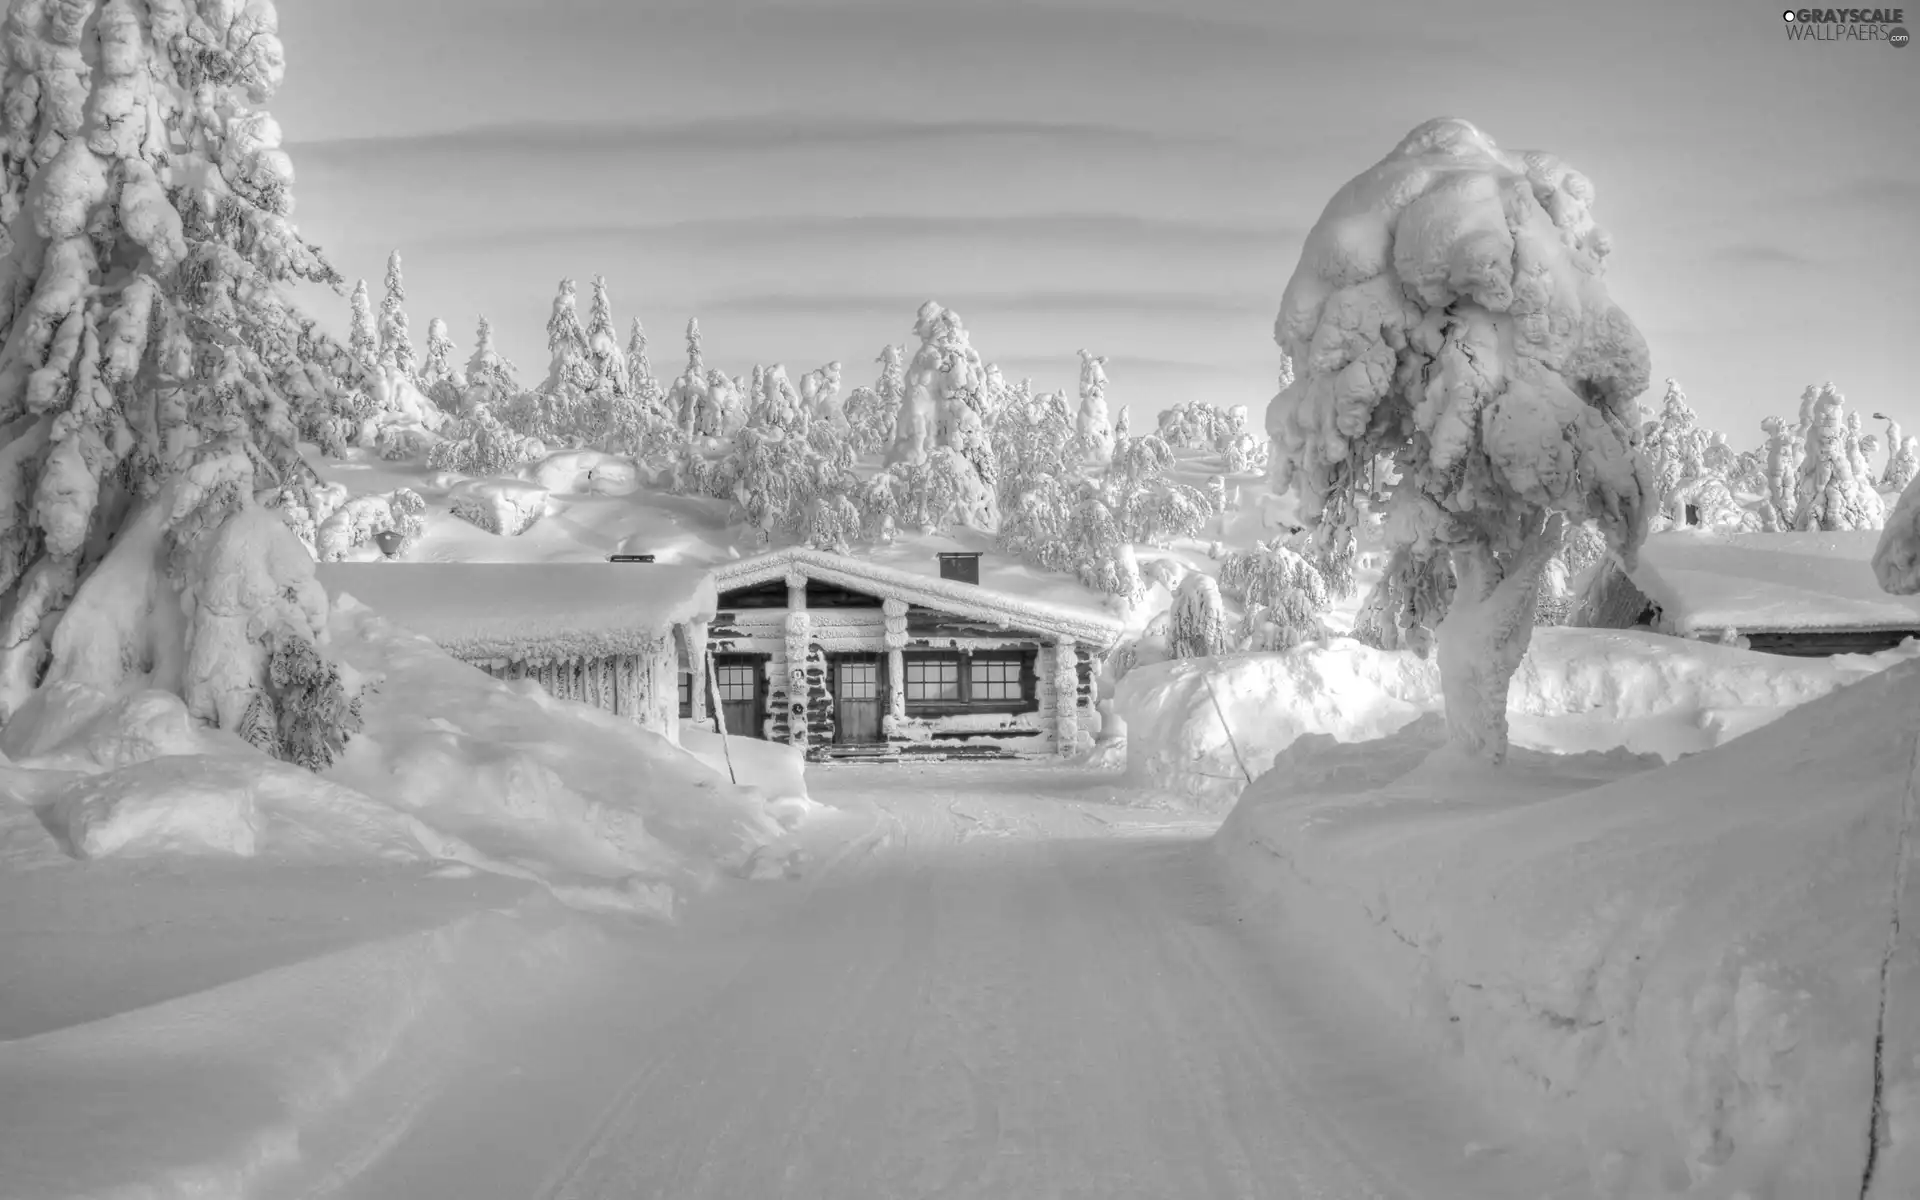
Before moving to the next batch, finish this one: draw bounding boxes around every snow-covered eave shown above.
[712,547,1125,653]
[318,563,718,664]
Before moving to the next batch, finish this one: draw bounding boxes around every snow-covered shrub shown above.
[314,490,423,561]
[449,479,548,537]
[1217,542,1329,650]
[1066,496,1142,600]
[272,480,348,558]
[1156,401,1231,450]
[1266,117,1650,763]
[260,633,366,771]
[1168,573,1227,659]
[427,405,545,476]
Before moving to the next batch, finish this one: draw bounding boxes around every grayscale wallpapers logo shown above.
[1782,7,1910,44]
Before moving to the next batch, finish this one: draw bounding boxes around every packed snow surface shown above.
[1213,667,1920,1198]
[1632,528,1920,634]
[1115,625,1920,808]
[315,562,716,663]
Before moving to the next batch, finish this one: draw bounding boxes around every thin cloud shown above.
[694,290,1274,320]
[1842,175,1920,213]
[402,213,1302,256]
[1709,242,1812,266]
[288,116,1229,163]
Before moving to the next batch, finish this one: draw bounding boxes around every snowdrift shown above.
[1213,666,1920,1198]
[1117,627,1920,809]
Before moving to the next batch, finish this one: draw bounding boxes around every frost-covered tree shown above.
[669,319,723,437]
[1794,383,1882,531]
[1642,379,1710,528]
[420,317,457,388]
[625,318,662,408]
[845,345,902,454]
[0,0,365,765]
[542,277,592,395]
[1167,572,1227,659]
[1217,541,1329,651]
[347,278,376,371]
[1889,438,1920,496]
[900,301,988,453]
[1760,415,1799,527]
[465,314,518,398]
[582,275,626,395]
[1267,118,1651,763]
[800,360,844,429]
[1074,349,1114,467]
[377,250,414,375]
[426,404,542,476]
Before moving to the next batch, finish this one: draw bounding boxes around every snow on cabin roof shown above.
[1627,529,1920,636]
[712,547,1126,652]
[315,562,717,663]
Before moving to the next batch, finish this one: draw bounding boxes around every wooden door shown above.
[833,656,883,744]
[711,655,764,740]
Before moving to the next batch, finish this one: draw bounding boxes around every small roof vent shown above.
[608,554,656,563]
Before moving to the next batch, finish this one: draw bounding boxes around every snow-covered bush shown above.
[426,404,544,476]
[1167,573,1227,659]
[448,479,548,536]
[272,481,349,558]
[1266,118,1651,763]
[258,632,366,771]
[1217,542,1329,651]
[314,489,425,561]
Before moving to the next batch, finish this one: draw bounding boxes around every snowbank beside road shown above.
[1213,668,1920,1198]
[1117,627,1920,809]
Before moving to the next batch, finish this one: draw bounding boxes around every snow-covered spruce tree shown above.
[1794,383,1882,531]
[1268,118,1651,763]
[800,360,843,430]
[1074,349,1114,467]
[668,318,721,437]
[542,277,592,395]
[583,275,626,396]
[376,249,413,375]
[1167,571,1227,659]
[625,317,662,408]
[419,315,462,411]
[0,0,365,766]
[346,277,376,371]
[1643,378,1708,528]
[1216,541,1329,651]
[1889,438,1920,496]
[465,314,518,398]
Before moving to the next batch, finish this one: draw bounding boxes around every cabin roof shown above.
[316,562,717,663]
[711,547,1126,652]
[1627,529,1920,637]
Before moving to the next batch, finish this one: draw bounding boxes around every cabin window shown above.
[968,655,1023,701]
[904,655,962,702]
[902,650,1035,712]
[714,663,758,703]
[678,671,692,718]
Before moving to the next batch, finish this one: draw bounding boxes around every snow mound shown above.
[322,595,780,909]
[449,478,548,536]
[0,897,614,1200]
[1633,528,1920,635]
[1118,627,1920,809]
[48,755,266,858]
[1214,661,1920,1198]
[525,450,642,496]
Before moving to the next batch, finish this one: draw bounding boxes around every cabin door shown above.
[711,654,765,740]
[832,655,884,744]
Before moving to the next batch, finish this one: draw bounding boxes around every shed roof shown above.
[712,547,1126,652]
[317,562,717,662]
[1627,529,1920,637]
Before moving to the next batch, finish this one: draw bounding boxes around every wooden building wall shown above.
[470,635,680,743]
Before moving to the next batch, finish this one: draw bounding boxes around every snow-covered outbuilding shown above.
[1606,529,1920,656]
[693,548,1124,761]
[315,562,715,743]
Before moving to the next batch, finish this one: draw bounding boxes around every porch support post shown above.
[882,598,908,724]
[1053,636,1079,757]
[785,569,808,613]
[685,620,709,725]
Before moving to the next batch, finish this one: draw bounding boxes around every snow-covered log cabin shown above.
[315,562,715,743]
[1588,529,1920,656]
[692,548,1125,761]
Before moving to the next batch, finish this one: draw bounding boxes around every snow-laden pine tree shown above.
[1268,118,1650,763]
[843,348,897,455]
[583,275,626,395]
[800,360,844,432]
[420,317,457,389]
[1761,415,1799,527]
[625,317,662,408]
[465,314,519,398]
[542,277,591,395]
[377,249,414,375]
[347,278,376,372]
[1074,349,1115,467]
[1794,383,1882,531]
[1643,379,1708,528]
[669,318,721,437]
[0,0,364,764]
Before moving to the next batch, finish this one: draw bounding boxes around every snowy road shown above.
[334,766,1568,1200]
